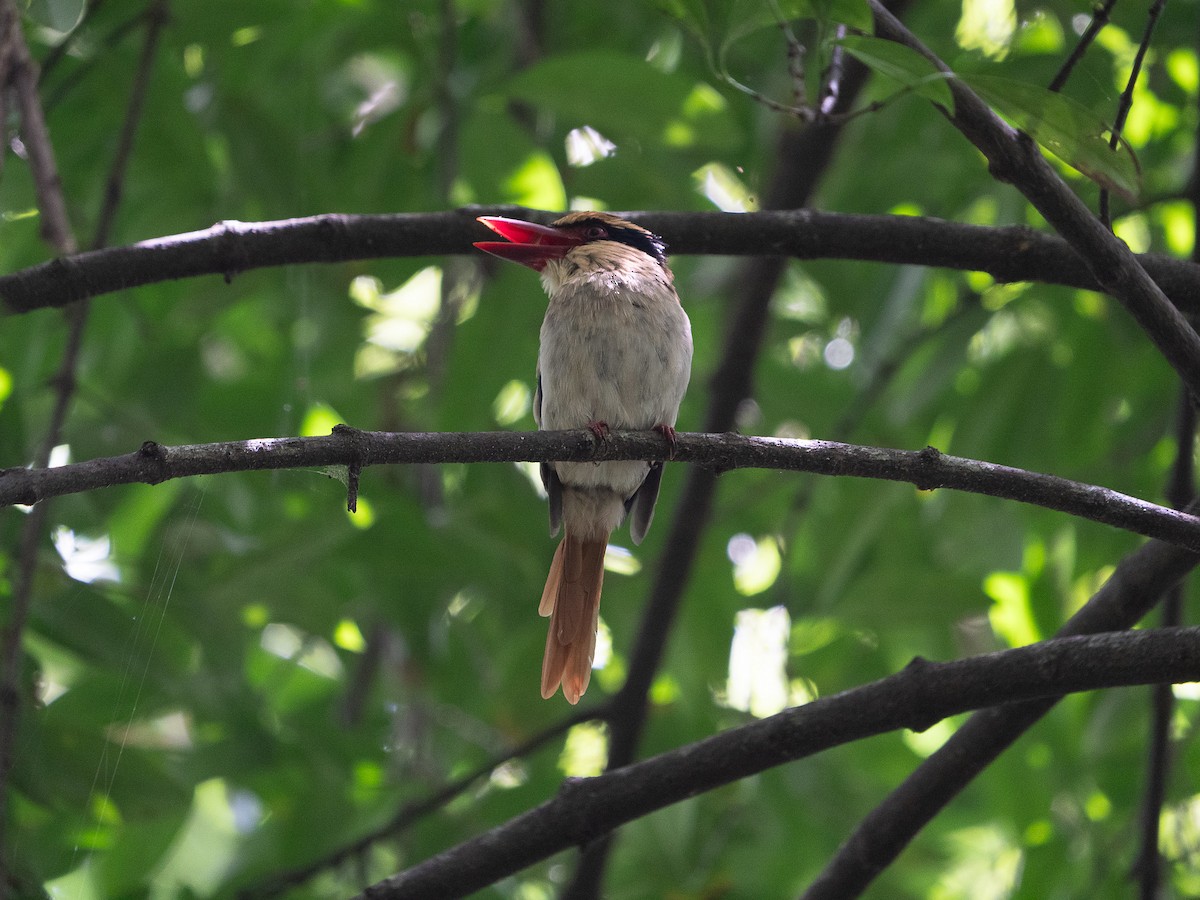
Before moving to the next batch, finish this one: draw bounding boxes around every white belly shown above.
[537,274,691,495]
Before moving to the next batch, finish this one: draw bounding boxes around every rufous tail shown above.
[538,532,607,703]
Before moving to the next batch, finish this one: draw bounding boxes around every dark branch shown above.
[91,0,167,250]
[4,208,1200,315]
[1047,0,1117,93]
[8,12,75,255]
[5,429,1200,553]
[1133,389,1193,897]
[1100,0,1165,227]
[355,627,1200,900]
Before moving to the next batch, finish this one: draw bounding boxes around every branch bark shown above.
[4,429,1198,551]
[3,208,1200,315]
[355,627,1200,900]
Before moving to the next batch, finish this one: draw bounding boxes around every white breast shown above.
[536,245,692,497]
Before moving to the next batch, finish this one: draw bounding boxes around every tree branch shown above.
[8,27,76,256]
[1133,389,1193,897]
[870,0,1200,400]
[1047,0,1117,93]
[4,428,1200,552]
[3,208,1200,316]
[801,501,1200,898]
[0,1,82,886]
[90,0,167,251]
[354,627,1200,900]
[1099,0,1165,228]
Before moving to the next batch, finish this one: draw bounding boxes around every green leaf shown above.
[838,35,954,109]
[964,74,1140,200]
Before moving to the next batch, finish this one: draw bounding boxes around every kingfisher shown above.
[475,211,693,703]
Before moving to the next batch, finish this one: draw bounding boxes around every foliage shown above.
[1,0,1199,898]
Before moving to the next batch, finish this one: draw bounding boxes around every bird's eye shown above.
[585,225,607,240]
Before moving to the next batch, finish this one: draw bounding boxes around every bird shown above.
[475,211,693,703]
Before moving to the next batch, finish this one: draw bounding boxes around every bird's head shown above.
[474,211,667,275]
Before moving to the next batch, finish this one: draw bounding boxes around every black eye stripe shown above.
[565,220,666,265]
[607,225,667,265]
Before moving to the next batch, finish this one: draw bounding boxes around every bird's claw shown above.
[654,424,678,459]
[587,420,611,442]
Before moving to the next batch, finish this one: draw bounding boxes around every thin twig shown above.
[92,0,167,250]
[820,25,847,115]
[1132,100,1200,892]
[1133,390,1193,898]
[0,0,17,183]
[769,0,807,111]
[10,35,75,255]
[1100,0,1166,227]
[242,702,602,898]
[1047,0,1118,93]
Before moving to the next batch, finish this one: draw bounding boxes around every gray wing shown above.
[534,369,563,536]
[626,462,663,545]
[542,462,563,537]
[533,367,543,428]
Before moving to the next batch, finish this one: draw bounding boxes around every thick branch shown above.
[355,627,1200,900]
[4,429,1200,552]
[3,209,1200,315]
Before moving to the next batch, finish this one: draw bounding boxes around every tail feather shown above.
[540,533,607,703]
[538,540,566,617]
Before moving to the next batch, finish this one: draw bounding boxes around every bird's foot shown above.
[654,424,678,459]
[586,420,610,442]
